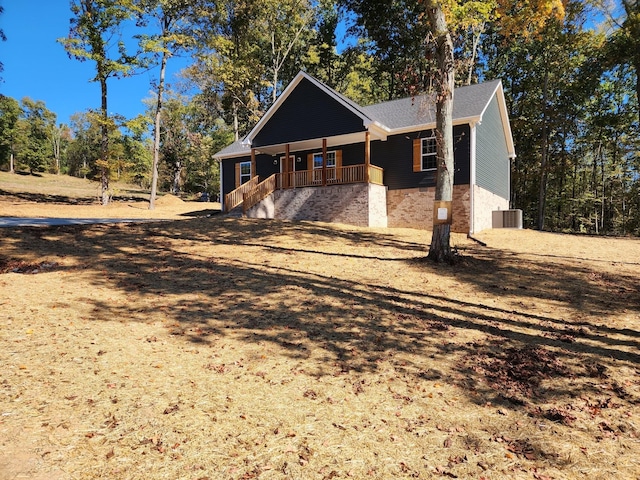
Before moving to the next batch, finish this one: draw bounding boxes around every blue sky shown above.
[1,1,184,127]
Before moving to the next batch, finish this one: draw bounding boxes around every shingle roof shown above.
[215,136,250,158]
[214,75,505,158]
[362,79,502,130]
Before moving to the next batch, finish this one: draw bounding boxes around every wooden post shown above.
[285,144,290,188]
[251,148,256,179]
[322,138,327,186]
[364,131,370,183]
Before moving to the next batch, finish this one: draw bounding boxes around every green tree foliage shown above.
[135,0,199,208]
[0,95,20,173]
[604,0,640,124]
[67,111,102,179]
[59,0,142,204]
[485,0,639,235]
[156,93,232,197]
[14,98,58,174]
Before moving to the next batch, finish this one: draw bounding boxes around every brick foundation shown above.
[245,183,388,228]
[472,185,509,233]
[244,183,505,233]
[386,185,470,233]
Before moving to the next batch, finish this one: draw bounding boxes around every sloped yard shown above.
[1,214,639,479]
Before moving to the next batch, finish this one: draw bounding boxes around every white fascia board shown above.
[215,149,252,160]
[479,80,516,158]
[385,116,482,137]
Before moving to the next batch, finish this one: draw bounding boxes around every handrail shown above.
[224,175,259,212]
[243,174,277,214]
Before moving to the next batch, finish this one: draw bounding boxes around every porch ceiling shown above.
[249,130,386,157]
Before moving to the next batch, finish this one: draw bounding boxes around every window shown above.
[421,135,437,171]
[312,151,337,182]
[312,151,336,169]
[239,161,251,184]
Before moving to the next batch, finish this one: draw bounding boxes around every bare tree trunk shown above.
[171,160,183,195]
[537,68,549,230]
[149,45,169,210]
[466,24,483,86]
[9,151,14,174]
[233,99,239,142]
[52,126,61,174]
[424,1,456,263]
[99,75,110,206]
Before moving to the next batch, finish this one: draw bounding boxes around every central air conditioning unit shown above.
[492,209,523,229]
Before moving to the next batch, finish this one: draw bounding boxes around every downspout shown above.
[469,121,477,235]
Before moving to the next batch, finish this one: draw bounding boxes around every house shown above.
[215,71,515,234]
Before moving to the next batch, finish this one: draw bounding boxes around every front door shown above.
[280,155,295,188]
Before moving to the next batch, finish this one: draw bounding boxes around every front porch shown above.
[224,163,384,214]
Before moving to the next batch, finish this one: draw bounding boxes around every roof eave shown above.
[385,116,482,136]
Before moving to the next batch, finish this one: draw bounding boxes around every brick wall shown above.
[386,185,471,233]
[245,183,388,228]
[472,185,509,233]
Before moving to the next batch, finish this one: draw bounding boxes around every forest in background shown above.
[0,0,638,234]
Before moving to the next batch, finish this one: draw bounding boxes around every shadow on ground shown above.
[2,217,638,418]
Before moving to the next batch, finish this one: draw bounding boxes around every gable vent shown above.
[492,209,523,229]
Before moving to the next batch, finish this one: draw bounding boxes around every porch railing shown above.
[224,175,260,213]
[277,164,383,189]
[243,174,277,214]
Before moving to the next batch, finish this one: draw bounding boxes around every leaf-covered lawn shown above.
[1,217,638,479]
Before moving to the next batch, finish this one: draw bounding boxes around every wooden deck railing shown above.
[276,164,383,189]
[224,175,259,212]
[243,174,277,214]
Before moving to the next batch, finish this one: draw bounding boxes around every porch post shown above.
[322,138,327,186]
[364,131,370,183]
[285,143,290,188]
[251,148,256,179]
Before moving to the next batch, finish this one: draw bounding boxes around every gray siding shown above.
[476,95,509,199]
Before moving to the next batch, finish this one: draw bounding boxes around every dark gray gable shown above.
[252,78,367,148]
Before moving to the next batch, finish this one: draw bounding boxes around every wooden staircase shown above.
[224,174,277,216]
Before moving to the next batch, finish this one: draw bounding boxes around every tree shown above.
[59,0,141,205]
[136,0,197,209]
[256,0,316,104]
[16,98,57,174]
[188,0,265,141]
[0,95,20,173]
[603,0,640,125]
[67,111,99,179]
[421,0,456,262]
[345,0,564,260]
[339,0,436,100]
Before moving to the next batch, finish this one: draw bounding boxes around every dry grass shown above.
[0,174,639,480]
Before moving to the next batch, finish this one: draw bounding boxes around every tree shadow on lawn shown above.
[4,217,639,417]
[0,188,149,205]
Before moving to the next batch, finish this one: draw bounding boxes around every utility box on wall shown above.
[492,209,523,229]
